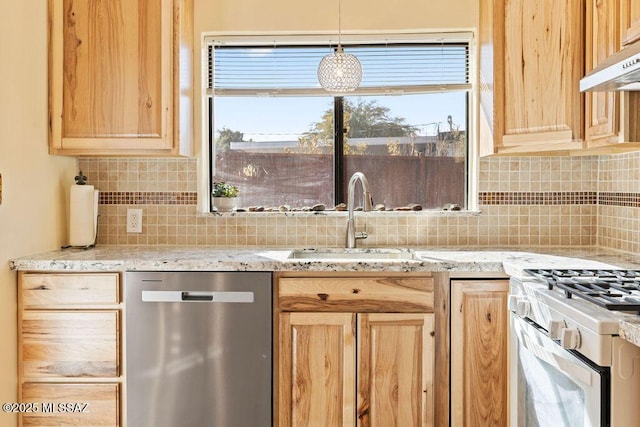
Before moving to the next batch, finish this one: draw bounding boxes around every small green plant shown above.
[212,181,239,198]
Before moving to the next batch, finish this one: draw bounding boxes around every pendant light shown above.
[317,0,362,92]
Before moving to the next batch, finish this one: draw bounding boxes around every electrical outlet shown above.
[127,209,143,233]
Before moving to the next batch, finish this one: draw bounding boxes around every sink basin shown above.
[287,248,417,261]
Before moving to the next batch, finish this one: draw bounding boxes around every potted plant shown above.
[211,181,239,212]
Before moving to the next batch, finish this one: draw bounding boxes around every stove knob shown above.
[548,320,566,340]
[515,300,531,318]
[560,328,581,350]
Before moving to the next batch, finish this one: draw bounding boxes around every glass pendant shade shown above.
[318,45,362,92]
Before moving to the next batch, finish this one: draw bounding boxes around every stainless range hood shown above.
[580,40,640,91]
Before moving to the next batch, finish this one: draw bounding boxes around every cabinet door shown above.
[21,311,119,378]
[278,312,356,427]
[357,313,434,427]
[48,0,192,155]
[585,0,620,147]
[450,280,509,427]
[20,383,119,427]
[502,0,584,151]
[621,0,640,46]
[480,0,584,154]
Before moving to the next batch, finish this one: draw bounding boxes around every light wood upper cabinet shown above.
[450,280,509,427]
[479,0,584,155]
[585,0,621,147]
[48,0,193,156]
[621,0,640,46]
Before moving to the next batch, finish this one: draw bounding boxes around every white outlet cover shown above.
[127,209,143,233]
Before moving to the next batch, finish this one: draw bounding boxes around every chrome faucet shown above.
[345,172,373,248]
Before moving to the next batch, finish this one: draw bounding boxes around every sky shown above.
[214,92,467,142]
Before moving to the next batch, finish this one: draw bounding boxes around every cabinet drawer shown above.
[21,273,120,307]
[20,383,119,427]
[279,277,434,312]
[21,311,119,378]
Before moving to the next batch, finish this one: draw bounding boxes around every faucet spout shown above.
[346,172,373,248]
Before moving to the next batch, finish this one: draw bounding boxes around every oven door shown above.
[510,313,609,427]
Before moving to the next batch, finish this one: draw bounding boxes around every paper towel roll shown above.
[69,185,99,247]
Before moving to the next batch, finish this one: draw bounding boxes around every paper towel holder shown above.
[75,171,87,185]
[61,218,99,250]
[62,171,99,250]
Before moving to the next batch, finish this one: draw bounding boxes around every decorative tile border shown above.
[94,190,640,207]
[479,192,598,206]
[599,192,640,208]
[97,190,640,208]
[99,191,197,205]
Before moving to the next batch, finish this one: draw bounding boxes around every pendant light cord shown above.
[338,0,342,48]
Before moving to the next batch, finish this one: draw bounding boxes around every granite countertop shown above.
[9,244,640,347]
[619,319,640,347]
[9,245,640,275]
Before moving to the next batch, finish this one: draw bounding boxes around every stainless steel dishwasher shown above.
[125,271,272,427]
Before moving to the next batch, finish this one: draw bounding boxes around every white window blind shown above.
[206,42,470,97]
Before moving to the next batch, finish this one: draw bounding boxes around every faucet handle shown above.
[355,231,368,240]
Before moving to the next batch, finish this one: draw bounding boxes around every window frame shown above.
[200,32,478,213]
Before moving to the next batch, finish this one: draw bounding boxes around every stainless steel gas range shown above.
[509,269,640,427]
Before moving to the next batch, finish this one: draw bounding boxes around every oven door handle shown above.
[517,322,594,387]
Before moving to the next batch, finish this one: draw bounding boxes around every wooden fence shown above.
[215,152,465,209]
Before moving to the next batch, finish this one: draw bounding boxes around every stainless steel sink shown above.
[287,248,417,260]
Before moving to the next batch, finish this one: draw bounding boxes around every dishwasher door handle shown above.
[141,290,254,303]
[181,291,213,301]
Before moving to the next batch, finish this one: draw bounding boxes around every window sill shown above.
[197,209,482,218]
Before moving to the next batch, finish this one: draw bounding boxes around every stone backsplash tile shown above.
[597,152,640,254]
[81,154,636,252]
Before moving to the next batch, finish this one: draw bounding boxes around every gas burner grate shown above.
[524,269,640,311]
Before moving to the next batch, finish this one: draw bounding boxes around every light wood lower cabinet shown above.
[20,383,120,427]
[276,274,435,427]
[358,313,434,427]
[279,312,356,426]
[450,280,509,427]
[21,310,119,378]
[18,272,122,427]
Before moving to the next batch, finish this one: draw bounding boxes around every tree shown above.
[295,99,418,154]
[346,99,417,138]
[304,99,417,139]
[215,127,245,152]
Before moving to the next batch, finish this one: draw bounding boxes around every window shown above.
[206,36,471,211]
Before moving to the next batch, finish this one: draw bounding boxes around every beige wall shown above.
[200,0,478,33]
[0,2,77,426]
